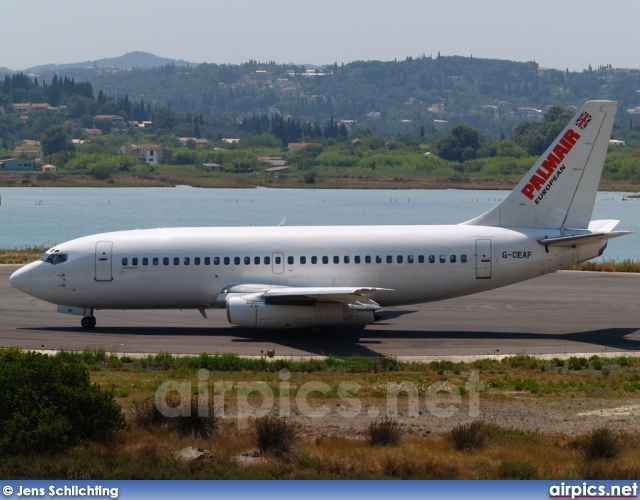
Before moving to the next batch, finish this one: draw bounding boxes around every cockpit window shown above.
[40,253,68,265]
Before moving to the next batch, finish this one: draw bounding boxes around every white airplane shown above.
[10,100,630,330]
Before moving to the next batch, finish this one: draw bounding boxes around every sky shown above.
[2,0,638,72]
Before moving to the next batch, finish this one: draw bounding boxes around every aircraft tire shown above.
[81,316,96,329]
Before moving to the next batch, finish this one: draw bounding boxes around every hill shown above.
[25,51,193,73]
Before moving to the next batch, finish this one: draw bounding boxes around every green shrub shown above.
[366,417,403,446]
[0,348,124,454]
[250,415,301,457]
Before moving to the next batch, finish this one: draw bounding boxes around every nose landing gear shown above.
[81,316,97,329]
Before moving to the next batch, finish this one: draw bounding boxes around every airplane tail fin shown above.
[464,100,618,229]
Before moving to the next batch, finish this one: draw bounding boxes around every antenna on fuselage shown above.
[277,217,287,227]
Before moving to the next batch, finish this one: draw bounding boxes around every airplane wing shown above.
[217,285,391,309]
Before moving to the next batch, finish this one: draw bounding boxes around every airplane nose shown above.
[9,266,32,295]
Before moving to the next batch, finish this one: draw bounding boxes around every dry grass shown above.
[0,246,48,264]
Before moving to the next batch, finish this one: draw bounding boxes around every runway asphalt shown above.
[1,265,639,358]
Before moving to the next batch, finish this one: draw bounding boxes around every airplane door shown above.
[475,239,492,279]
[95,241,113,282]
[272,252,285,274]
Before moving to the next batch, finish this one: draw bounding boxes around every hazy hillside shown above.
[3,52,640,138]
[25,51,193,73]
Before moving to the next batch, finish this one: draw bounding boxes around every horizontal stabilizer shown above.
[538,231,631,247]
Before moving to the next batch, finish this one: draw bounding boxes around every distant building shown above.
[10,103,52,118]
[258,156,286,167]
[178,137,210,146]
[221,138,240,144]
[41,164,57,172]
[517,107,541,117]
[121,143,169,166]
[288,142,310,149]
[84,128,102,137]
[198,163,223,172]
[95,115,126,129]
[338,120,357,129]
[0,158,38,171]
[433,119,448,130]
[13,144,41,159]
[609,139,626,147]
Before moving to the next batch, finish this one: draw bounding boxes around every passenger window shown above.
[122,258,128,266]
[224,257,230,265]
[397,255,403,264]
[311,256,317,264]
[275,256,281,265]
[461,254,467,263]
[143,257,149,266]
[254,256,261,265]
[288,256,294,265]
[376,255,382,264]
[365,256,371,264]
[344,256,350,264]
[418,255,425,263]
[300,256,306,264]
[439,255,446,263]
[153,257,159,266]
[322,256,329,264]
[386,255,392,264]
[174,257,180,265]
[234,257,241,265]
[265,256,271,265]
[195,257,200,265]
[163,257,169,265]
[132,258,138,266]
[245,257,251,265]
[184,257,190,265]
[355,256,361,264]
[213,257,219,265]
[429,255,435,263]
[333,256,339,264]
[407,255,414,264]
[450,255,456,263]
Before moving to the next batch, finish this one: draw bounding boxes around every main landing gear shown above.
[81,316,97,329]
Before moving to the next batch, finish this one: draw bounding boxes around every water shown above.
[0,186,638,261]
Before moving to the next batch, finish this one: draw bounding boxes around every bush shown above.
[250,415,301,457]
[446,420,490,451]
[0,348,124,454]
[579,427,624,461]
[167,396,218,439]
[366,417,403,446]
[130,397,166,429]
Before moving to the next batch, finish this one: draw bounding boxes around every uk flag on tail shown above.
[575,111,592,129]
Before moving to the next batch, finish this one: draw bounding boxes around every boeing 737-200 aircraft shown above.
[10,100,631,330]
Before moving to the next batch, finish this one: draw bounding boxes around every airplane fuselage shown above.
[14,224,605,311]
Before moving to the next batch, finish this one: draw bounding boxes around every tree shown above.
[436,124,480,162]
[41,125,75,156]
[510,106,573,156]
